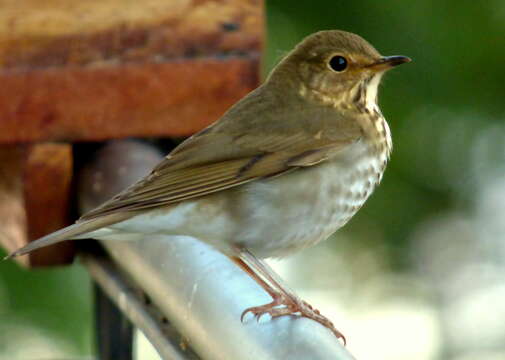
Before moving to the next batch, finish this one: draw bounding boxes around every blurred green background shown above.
[1,1,504,359]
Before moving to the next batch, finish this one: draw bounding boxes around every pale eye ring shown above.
[328,55,348,72]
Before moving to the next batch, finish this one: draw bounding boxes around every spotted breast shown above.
[233,126,389,258]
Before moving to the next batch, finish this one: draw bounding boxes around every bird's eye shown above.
[328,55,348,72]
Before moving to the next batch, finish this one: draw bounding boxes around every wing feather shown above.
[80,155,279,219]
[80,87,363,221]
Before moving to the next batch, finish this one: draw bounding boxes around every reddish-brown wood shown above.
[0,0,262,68]
[0,58,259,144]
[0,0,263,144]
[0,144,74,266]
[0,147,28,263]
[24,143,75,266]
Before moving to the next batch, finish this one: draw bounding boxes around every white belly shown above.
[233,139,386,257]
[99,140,387,259]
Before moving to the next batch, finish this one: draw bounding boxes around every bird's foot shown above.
[241,292,346,344]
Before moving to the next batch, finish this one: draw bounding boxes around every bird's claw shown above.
[240,295,346,345]
[240,299,285,322]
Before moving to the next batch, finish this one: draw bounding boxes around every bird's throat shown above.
[353,74,392,156]
[363,74,383,113]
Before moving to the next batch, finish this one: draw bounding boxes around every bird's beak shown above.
[367,55,411,72]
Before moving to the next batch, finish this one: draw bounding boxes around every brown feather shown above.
[4,212,135,259]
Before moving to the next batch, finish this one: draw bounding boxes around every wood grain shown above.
[0,144,74,266]
[0,58,259,143]
[0,0,263,143]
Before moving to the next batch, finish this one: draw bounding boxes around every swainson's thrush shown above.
[6,30,410,342]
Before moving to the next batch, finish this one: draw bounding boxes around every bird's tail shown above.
[3,212,133,260]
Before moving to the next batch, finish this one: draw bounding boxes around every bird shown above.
[5,30,410,342]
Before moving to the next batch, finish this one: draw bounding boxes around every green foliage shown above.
[0,250,92,355]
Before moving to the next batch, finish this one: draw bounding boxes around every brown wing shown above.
[80,156,273,218]
[80,85,362,221]
[79,145,347,220]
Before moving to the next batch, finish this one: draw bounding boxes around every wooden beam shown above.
[0,144,74,266]
[0,0,263,144]
[0,58,259,144]
[0,0,262,68]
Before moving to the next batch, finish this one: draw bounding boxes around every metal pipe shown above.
[79,140,355,360]
[81,252,199,360]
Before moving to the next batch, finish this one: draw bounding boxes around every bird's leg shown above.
[232,248,346,344]
[232,255,301,322]
[231,256,283,301]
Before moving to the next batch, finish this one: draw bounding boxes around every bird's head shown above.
[268,30,411,109]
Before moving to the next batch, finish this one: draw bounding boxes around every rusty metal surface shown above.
[0,143,74,266]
